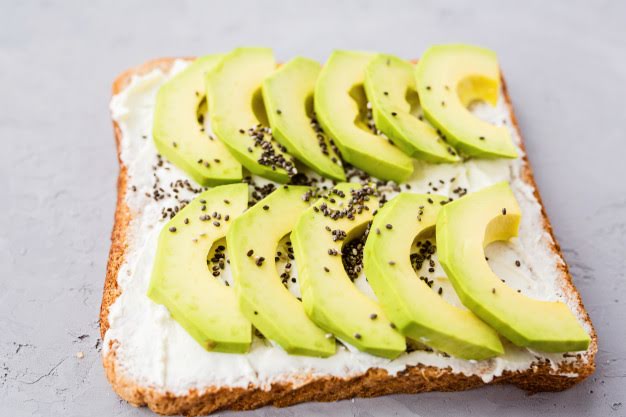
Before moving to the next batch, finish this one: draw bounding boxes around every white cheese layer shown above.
[104,60,591,394]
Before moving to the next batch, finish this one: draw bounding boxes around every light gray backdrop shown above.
[1,1,624,416]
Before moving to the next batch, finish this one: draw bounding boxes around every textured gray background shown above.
[1,0,625,416]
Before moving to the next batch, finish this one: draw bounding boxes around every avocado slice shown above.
[206,47,297,183]
[437,182,590,352]
[147,184,251,353]
[262,57,346,181]
[364,54,460,163]
[414,44,518,159]
[315,51,414,183]
[363,193,503,359]
[152,55,242,186]
[291,183,406,358]
[227,186,335,357]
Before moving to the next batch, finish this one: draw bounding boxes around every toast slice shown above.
[100,57,597,416]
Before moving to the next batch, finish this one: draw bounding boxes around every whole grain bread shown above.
[99,58,597,416]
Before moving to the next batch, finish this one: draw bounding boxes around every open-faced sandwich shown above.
[100,45,596,416]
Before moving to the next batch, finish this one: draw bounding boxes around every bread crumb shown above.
[76,351,84,359]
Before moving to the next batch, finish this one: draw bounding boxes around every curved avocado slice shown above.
[206,48,297,183]
[415,44,518,159]
[437,182,590,352]
[227,186,335,357]
[292,183,406,358]
[262,57,346,181]
[363,193,503,359]
[315,51,414,183]
[364,54,460,163]
[152,55,242,186]
[147,184,251,353]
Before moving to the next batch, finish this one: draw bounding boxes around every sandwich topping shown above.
[105,47,591,393]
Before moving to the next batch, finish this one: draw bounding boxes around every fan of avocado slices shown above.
[146,44,587,361]
[153,44,517,184]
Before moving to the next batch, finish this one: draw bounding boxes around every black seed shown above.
[515,260,521,267]
[502,208,507,215]
[383,91,389,96]
[263,205,269,210]
[391,112,397,117]
[324,266,330,272]
[168,226,177,232]
[479,136,485,140]
[369,313,378,320]
[184,218,189,224]
[390,323,396,329]
[492,288,496,294]
[254,310,258,315]
[354,333,362,340]
[385,224,393,230]
[389,260,396,265]
[276,109,282,115]
[247,249,254,257]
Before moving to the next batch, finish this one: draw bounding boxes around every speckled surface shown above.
[1,1,624,416]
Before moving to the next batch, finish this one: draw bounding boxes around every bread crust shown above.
[99,58,597,416]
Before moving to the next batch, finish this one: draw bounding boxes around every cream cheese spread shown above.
[104,60,591,394]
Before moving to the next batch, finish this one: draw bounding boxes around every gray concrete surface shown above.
[1,0,625,416]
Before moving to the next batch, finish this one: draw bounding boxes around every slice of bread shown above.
[100,57,597,416]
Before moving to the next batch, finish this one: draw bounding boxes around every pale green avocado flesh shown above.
[263,57,346,181]
[436,182,590,352]
[364,54,460,163]
[292,183,406,359]
[206,47,297,183]
[152,55,242,186]
[227,186,336,357]
[363,193,503,360]
[147,184,251,353]
[415,44,518,159]
[315,51,414,183]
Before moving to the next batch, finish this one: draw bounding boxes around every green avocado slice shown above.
[437,182,590,352]
[152,55,242,186]
[292,183,406,359]
[315,51,414,183]
[363,193,503,360]
[415,44,518,159]
[227,186,335,357]
[364,54,460,163]
[206,47,297,183]
[147,184,251,353]
[262,57,346,181]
